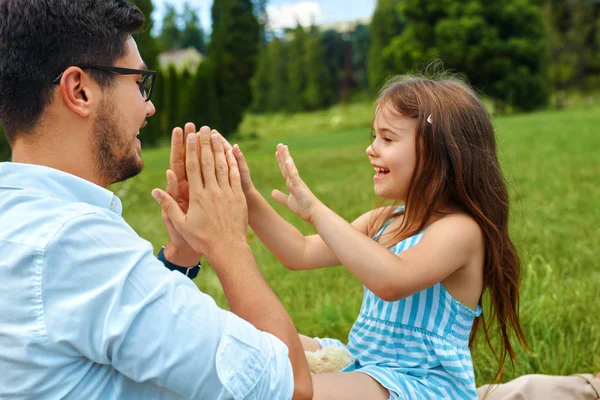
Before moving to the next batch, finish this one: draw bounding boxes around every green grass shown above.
[114,101,600,385]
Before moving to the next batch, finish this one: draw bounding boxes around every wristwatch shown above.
[157,246,201,279]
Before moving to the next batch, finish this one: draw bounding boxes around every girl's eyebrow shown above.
[373,126,400,136]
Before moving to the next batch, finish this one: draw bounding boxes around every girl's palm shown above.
[272,145,320,223]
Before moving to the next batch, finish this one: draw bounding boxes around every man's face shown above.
[93,37,155,185]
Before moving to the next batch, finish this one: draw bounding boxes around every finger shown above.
[152,189,186,228]
[282,146,303,186]
[199,126,217,188]
[271,189,289,206]
[211,131,228,188]
[218,132,233,152]
[184,131,201,190]
[161,211,180,242]
[166,169,179,199]
[275,144,287,180]
[183,123,196,179]
[226,150,242,192]
[185,122,196,137]
[233,145,252,182]
[170,127,186,180]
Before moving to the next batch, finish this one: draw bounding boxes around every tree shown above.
[131,0,160,69]
[181,3,206,53]
[182,61,220,128]
[541,0,600,103]
[350,24,371,90]
[165,65,180,134]
[322,29,346,102]
[367,0,403,91]
[250,45,270,112]
[286,25,308,112]
[161,4,182,51]
[304,27,333,110]
[255,0,269,45]
[386,0,549,112]
[266,37,287,112]
[209,0,260,135]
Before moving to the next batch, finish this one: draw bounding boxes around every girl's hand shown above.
[272,144,323,224]
[232,144,257,197]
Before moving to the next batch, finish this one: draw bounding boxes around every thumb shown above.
[152,189,185,227]
[161,210,180,240]
[271,189,289,206]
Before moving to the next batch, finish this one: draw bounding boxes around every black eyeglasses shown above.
[52,64,157,102]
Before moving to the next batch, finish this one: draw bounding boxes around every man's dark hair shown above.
[0,0,144,141]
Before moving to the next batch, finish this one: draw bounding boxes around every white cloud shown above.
[267,1,321,30]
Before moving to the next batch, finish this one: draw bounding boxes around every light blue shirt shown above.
[0,162,294,400]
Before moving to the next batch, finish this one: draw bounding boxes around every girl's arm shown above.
[233,145,374,270]
[275,145,484,302]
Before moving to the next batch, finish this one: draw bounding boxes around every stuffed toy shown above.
[305,346,354,374]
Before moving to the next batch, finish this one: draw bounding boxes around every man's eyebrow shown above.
[138,62,148,70]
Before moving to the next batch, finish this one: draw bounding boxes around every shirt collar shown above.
[0,162,123,215]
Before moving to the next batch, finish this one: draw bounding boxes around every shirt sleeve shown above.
[41,210,294,400]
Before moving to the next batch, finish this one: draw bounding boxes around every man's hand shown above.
[153,126,248,263]
[161,123,202,266]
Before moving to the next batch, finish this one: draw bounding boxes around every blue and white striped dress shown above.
[316,218,482,399]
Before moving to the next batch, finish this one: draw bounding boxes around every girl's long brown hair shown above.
[367,73,528,383]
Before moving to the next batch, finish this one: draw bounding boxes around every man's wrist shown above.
[164,243,199,267]
[158,246,201,279]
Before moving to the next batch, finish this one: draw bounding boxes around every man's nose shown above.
[146,100,156,117]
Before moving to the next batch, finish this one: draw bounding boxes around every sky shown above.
[150,0,376,32]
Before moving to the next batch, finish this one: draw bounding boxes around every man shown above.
[0,1,312,399]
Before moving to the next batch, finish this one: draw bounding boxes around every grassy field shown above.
[114,100,600,385]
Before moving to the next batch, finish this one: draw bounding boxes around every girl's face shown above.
[366,101,417,200]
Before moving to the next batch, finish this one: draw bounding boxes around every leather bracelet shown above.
[157,246,201,279]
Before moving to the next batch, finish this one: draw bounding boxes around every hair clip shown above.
[427,114,433,124]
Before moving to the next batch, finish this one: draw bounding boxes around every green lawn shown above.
[114,101,600,385]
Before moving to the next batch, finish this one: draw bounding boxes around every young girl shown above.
[232,75,528,400]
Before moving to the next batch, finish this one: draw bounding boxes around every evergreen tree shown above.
[350,24,371,90]
[166,65,180,133]
[367,0,403,91]
[255,0,269,45]
[286,25,307,112]
[131,0,160,69]
[250,45,270,112]
[266,37,287,112]
[182,61,221,128]
[181,3,206,53]
[209,0,260,135]
[304,27,332,110]
[387,0,549,112]
[161,5,182,51]
[322,29,346,103]
[154,68,167,138]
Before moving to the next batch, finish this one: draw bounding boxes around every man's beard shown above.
[92,100,143,185]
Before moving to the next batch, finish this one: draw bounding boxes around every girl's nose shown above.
[366,143,376,157]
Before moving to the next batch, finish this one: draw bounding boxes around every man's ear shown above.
[58,67,98,118]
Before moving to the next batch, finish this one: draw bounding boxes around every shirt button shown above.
[110,199,117,210]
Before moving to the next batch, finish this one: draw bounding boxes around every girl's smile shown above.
[372,165,390,181]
